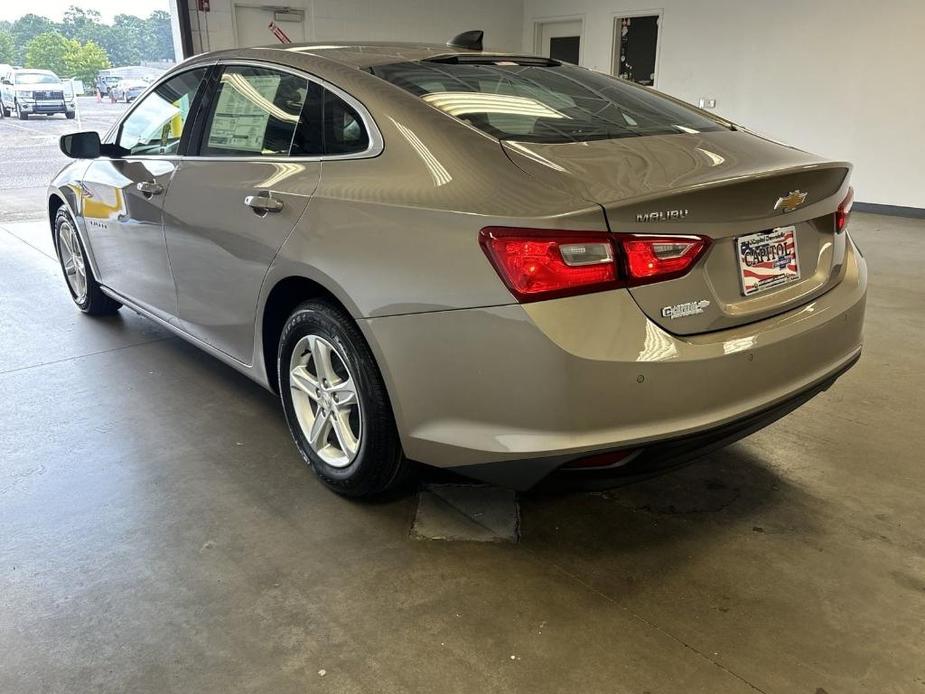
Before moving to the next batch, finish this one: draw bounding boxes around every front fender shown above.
[47,160,101,273]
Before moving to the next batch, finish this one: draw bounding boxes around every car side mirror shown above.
[60,131,101,159]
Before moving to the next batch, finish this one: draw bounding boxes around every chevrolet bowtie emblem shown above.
[774,190,808,213]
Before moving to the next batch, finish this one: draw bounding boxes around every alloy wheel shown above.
[57,220,88,304]
[289,334,363,468]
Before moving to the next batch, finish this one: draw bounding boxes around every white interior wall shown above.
[522,0,925,208]
[187,0,524,60]
[178,0,923,208]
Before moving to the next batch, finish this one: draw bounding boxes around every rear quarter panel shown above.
[268,60,608,319]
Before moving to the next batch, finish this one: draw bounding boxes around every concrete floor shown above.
[1,212,923,693]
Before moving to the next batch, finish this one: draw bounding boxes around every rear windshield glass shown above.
[370,60,727,143]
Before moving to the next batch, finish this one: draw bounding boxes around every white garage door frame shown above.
[531,14,586,66]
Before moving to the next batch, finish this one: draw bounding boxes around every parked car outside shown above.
[110,79,148,103]
[47,38,866,497]
[95,74,122,96]
[1,68,76,120]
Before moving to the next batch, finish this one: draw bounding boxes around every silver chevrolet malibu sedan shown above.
[48,33,866,497]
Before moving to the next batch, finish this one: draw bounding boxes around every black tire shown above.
[16,102,28,120]
[66,111,75,119]
[278,299,410,498]
[53,208,121,316]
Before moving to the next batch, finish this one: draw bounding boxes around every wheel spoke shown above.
[310,336,338,384]
[290,364,320,400]
[75,270,86,300]
[307,409,330,448]
[330,408,359,456]
[61,227,75,257]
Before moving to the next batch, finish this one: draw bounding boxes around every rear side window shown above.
[370,60,727,143]
[199,66,309,157]
[291,87,371,157]
[323,90,369,155]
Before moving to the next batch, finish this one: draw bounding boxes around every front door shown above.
[81,67,208,318]
[162,64,322,363]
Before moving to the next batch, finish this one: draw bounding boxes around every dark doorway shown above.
[614,15,660,86]
[549,36,580,65]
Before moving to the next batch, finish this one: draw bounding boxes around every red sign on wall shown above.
[268,21,292,44]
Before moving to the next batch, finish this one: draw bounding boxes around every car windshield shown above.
[370,59,728,143]
[16,72,59,85]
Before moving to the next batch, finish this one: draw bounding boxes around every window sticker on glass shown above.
[208,74,284,153]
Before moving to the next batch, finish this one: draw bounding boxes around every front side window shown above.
[118,68,207,156]
[370,59,728,144]
[199,66,308,157]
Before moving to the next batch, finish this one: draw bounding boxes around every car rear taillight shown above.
[479,227,710,302]
[619,235,709,285]
[836,186,854,233]
[479,228,619,301]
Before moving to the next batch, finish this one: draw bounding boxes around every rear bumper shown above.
[362,236,867,485]
[538,350,859,491]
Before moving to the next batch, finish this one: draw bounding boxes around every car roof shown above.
[199,42,514,69]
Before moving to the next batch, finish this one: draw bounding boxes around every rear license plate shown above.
[736,226,800,296]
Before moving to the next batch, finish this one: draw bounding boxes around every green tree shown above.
[64,39,110,84]
[146,10,175,62]
[0,30,15,64]
[61,6,105,45]
[105,14,144,66]
[10,14,57,63]
[25,31,79,76]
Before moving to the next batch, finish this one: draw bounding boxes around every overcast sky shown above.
[1,0,169,24]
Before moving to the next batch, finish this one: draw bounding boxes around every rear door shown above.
[162,63,322,363]
[81,67,208,318]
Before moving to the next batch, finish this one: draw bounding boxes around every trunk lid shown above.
[502,130,852,335]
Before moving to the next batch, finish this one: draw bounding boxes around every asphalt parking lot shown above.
[0,96,125,222]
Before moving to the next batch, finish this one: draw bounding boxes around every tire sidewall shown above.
[278,303,391,489]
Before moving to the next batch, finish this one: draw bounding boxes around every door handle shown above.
[136,181,164,196]
[244,194,284,214]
